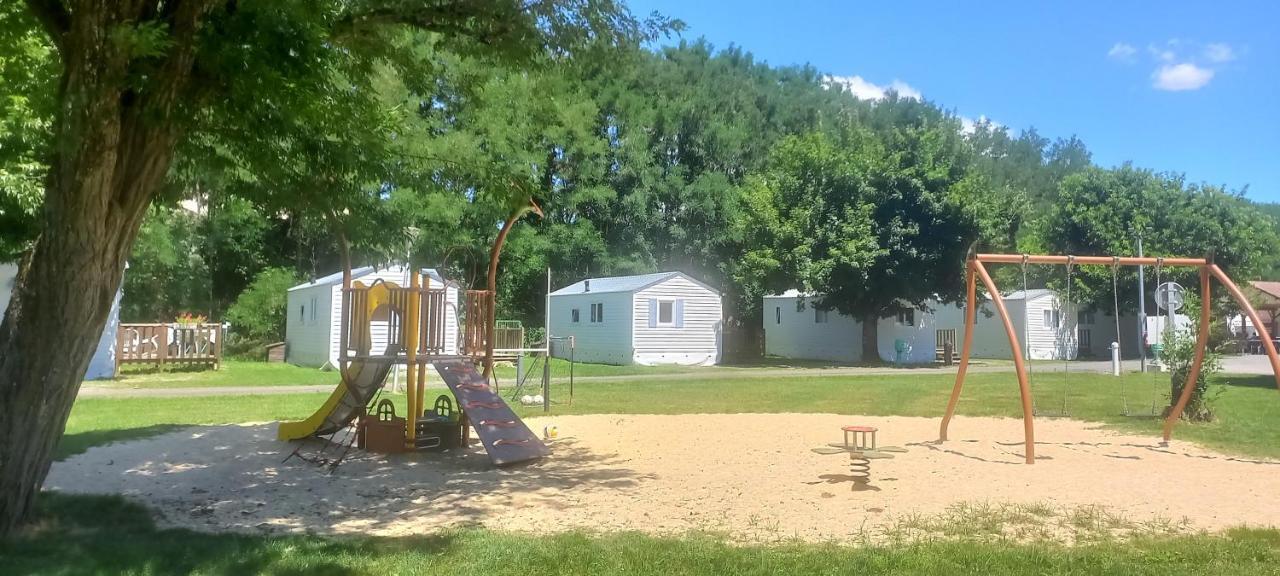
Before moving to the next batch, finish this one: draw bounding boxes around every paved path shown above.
[77,384,337,398]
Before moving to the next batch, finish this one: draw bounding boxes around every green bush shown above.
[225,267,298,356]
[1161,325,1223,422]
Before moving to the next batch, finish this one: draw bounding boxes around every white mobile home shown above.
[764,289,1144,364]
[2,263,121,380]
[285,265,459,368]
[549,271,722,366]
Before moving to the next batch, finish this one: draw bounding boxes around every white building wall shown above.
[2,263,120,380]
[761,294,1087,363]
[762,296,861,363]
[286,283,333,367]
[632,276,722,366]
[1022,294,1078,360]
[549,291,634,365]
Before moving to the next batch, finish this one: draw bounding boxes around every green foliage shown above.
[1041,165,1279,314]
[1159,293,1223,422]
[734,100,988,331]
[225,267,300,351]
[198,196,271,312]
[0,3,56,258]
[121,208,211,322]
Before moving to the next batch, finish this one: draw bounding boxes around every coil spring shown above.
[849,454,870,484]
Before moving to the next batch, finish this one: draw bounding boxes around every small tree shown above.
[1160,323,1222,422]
[225,268,299,355]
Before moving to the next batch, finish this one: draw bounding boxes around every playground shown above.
[44,412,1280,543]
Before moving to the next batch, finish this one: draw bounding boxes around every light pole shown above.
[1137,235,1147,373]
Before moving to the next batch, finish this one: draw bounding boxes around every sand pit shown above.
[45,414,1280,543]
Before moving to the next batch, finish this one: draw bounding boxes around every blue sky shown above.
[630,0,1279,202]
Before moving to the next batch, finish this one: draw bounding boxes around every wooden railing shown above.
[462,290,493,358]
[115,323,222,375]
[493,320,524,354]
[935,328,958,363]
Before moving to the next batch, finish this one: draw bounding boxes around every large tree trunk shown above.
[861,314,880,364]
[0,0,210,536]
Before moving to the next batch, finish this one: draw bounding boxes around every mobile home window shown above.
[300,305,305,322]
[658,300,674,324]
[590,303,603,323]
[1044,309,1061,328]
[775,306,781,324]
[310,296,318,323]
[1078,310,1095,325]
[571,308,580,323]
[815,308,829,324]
[897,310,914,326]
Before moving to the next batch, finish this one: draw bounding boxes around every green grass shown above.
[104,360,337,388]
[493,355,705,379]
[5,493,1280,575]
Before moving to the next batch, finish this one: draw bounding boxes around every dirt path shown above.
[45,414,1280,543]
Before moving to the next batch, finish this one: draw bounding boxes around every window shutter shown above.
[648,299,658,328]
[674,300,685,328]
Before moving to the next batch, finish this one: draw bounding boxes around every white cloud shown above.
[1204,42,1236,63]
[1107,42,1137,62]
[825,75,922,101]
[959,115,1003,135]
[1152,63,1214,91]
[1147,43,1177,62]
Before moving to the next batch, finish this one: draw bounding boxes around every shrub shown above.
[225,267,298,356]
[1160,325,1222,422]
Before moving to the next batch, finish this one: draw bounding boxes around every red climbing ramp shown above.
[432,357,550,465]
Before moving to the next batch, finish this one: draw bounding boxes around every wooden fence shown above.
[115,323,222,375]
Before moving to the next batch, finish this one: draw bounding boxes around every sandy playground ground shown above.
[46,414,1280,544]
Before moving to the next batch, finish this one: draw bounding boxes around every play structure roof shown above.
[551,271,719,296]
[288,266,449,292]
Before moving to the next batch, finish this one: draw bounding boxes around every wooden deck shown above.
[115,323,222,374]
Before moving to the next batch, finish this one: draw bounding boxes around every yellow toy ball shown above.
[543,425,559,440]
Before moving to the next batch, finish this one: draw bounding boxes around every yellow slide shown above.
[277,357,396,440]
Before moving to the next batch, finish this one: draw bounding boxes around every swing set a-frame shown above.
[938,252,1280,464]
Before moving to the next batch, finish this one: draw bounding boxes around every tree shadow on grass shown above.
[1219,374,1280,390]
[1,493,458,576]
[55,424,185,460]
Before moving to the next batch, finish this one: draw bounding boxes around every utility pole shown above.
[1137,235,1147,373]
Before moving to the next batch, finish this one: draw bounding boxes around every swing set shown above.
[938,252,1280,464]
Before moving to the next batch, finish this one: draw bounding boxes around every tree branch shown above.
[23,0,70,53]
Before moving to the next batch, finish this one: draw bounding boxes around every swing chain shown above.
[1021,254,1037,415]
[1151,257,1164,414]
[1059,256,1074,416]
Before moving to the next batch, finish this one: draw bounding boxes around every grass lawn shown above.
[5,493,1279,575]
[105,360,338,388]
[25,364,1280,573]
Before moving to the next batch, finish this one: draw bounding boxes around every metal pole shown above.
[1137,236,1147,373]
[542,349,551,413]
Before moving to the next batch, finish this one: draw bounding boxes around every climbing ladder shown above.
[432,357,550,465]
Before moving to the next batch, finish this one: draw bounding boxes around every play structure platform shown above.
[278,270,548,466]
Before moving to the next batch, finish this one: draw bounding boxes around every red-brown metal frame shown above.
[938,253,1280,464]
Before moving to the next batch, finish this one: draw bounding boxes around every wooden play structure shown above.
[277,266,549,466]
[939,253,1280,464]
[114,322,222,374]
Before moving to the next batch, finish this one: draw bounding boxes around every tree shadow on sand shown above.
[46,424,657,537]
